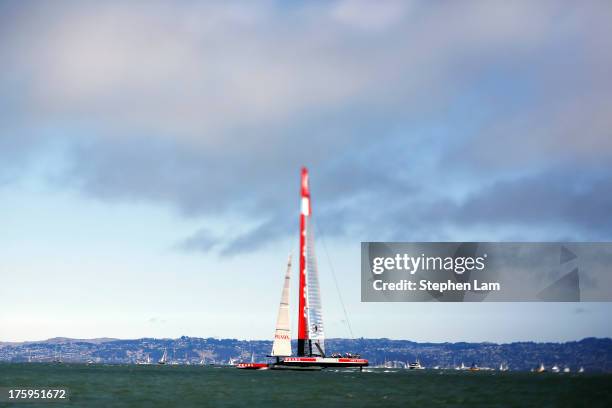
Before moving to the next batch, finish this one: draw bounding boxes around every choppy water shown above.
[1,364,611,407]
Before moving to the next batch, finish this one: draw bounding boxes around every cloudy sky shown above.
[1,0,611,342]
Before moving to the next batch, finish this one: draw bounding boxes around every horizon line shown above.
[2,336,609,346]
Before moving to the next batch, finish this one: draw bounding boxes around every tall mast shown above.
[297,167,310,356]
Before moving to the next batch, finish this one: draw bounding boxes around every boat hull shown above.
[270,364,322,371]
[278,357,368,368]
[236,363,269,370]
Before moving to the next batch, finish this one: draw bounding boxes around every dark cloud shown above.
[379,168,612,242]
[176,227,219,253]
[1,1,611,254]
[219,218,292,256]
[450,169,612,236]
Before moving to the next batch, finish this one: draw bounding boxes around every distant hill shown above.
[1,336,611,372]
[0,337,118,346]
[38,337,119,345]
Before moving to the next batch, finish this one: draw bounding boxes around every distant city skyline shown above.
[1,1,612,343]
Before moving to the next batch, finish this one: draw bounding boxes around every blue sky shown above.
[1,0,611,342]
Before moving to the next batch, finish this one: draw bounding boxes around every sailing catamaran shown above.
[237,167,368,370]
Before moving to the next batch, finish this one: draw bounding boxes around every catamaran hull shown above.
[270,364,322,371]
[278,357,368,368]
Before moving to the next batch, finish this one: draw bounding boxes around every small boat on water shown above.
[236,362,270,370]
[237,168,368,371]
[551,365,560,373]
[52,347,62,364]
[536,363,546,373]
[407,359,425,370]
[158,349,168,365]
[578,366,585,373]
[236,352,268,370]
[137,354,151,365]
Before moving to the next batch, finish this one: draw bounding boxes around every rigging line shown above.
[313,219,355,339]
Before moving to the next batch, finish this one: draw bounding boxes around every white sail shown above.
[271,254,292,357]
[305,218,325,355]
[159,348,168,364]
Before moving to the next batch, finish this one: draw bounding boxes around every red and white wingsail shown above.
[297,167,325,357]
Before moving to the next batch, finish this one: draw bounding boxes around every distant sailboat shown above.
[536,363,546,373]
[578,366,585,373]
[158,349,168,365]
[138,353,152,365]
[53,347,62,364]
[407,359,425,370]
[170,347,179,365]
